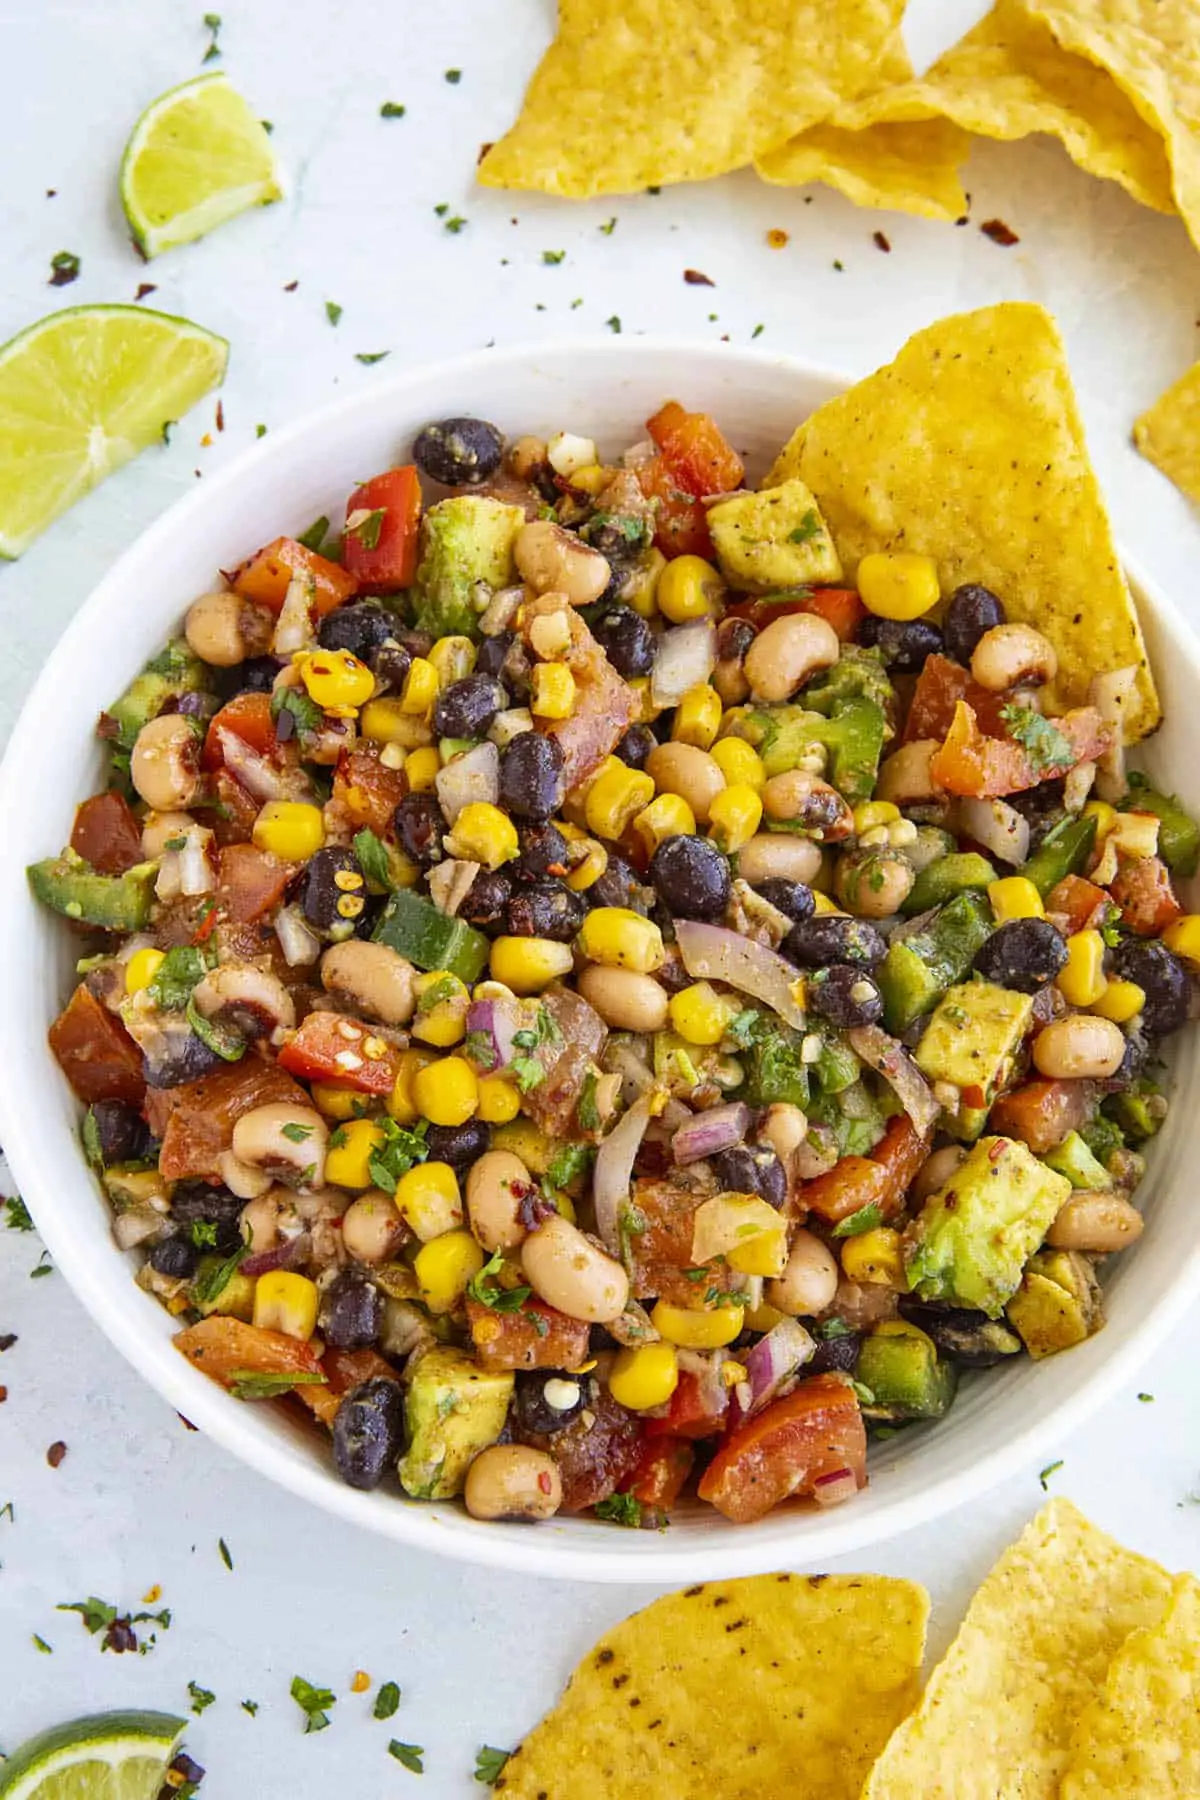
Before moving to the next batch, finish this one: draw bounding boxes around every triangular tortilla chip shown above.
[1135,358,1200,502]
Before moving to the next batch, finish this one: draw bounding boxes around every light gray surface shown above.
[2,0,1199,1787]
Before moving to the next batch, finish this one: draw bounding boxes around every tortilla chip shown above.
[477,0,906,197]
[757,35,970,222]
[770,301,1161,738]
[1135,359,1200,502]
[496,1572,928,1799]
[862,1500,1175,1800]
[1032,0,1200,245]
[1060,1572,1200,1798]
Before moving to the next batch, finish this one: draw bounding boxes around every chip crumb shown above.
[872,230,891,252]
[46,1440,67,1468]
[351,1668,371,1693]
[142,1584,163,1605]
[980,217,1019,245]
[766,228,789,249]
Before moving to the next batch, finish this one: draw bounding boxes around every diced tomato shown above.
[989,1078,1092,1154]
[635,455,715,560]
[1045,874,1110,935]
[277,1012,401,1095]
[466,1297,590,1372]
[803,1115,929,1225]
[697,1373,867,1524]
[70,791,143,875]
[903,654,1011,744]
[646,401,744,498]
[147,1053,309,1181]
[1109,855,1182,936]
[930,700,1112,799]
[216,843,294,924]
[538,625,637,797]
[203,769,260,845]
[203,692,276,771]
[624,1176,741,1305]
[174,1316,324,1388]
[517,1389,644,1514]
[230,536,358,619]
[728,588,866,643]
[48,984,145,1107]
[630,1437,695,1511]
[331,741,408,836]
[300,1347,400,1428]
[342,467,422,591]
[645,1365,729,1440]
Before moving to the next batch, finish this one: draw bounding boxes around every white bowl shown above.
[2,338,1199,1584]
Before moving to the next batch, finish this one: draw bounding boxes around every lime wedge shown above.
[0,304,228,558]
[121,71,283,258]
[0,1711,185,1800]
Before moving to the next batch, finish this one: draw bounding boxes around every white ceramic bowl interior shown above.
[2,339,1198,1584]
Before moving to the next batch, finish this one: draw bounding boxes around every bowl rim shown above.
[3,334,1200,1584]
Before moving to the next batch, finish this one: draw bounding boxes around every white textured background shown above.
[2,0,1200,1790]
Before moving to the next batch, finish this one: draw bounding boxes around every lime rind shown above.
[120,70,283,259]
[0,1711,185,1800]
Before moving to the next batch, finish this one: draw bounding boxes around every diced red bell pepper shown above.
[1045,874,1110,935]
[230,536,358,618]
[646,401,744,498]
[930,700,1112,799]
[644,1365,729,1440]
[216,843,294,924]
[903,654,1012,744]
[697,1373,867,1524]
[174,1316,324,1388]
[728,588,866,643]
[466,1297,590,1372]
[630,1437,695,1511]
[70,791,144,875]
[989,1078,1091,1154]
[277,1012,401,1094]
[147,1053,310,1181]
[342,467,422,591]
[1109,855,1182,936]
[331,742,408,836]
[48,984,145,1107]
[636,455,715,560]
[803,1114,929,1225]
[202,692,277,772]
[520,1390,644,1514]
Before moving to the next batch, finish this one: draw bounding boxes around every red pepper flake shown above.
[766,228,789,249]
[216,399,225,433]
[47,1441,67,1468]
[134,282,157,301]
[980,218,1019,246]
[872,230,891,253]
[538,1470,552,1495]
[683,269,714,286]
[283,279,299,292]
[0,1386,7,1404]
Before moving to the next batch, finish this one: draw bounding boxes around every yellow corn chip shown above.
[757,35,970,222]
[495,1572,928,1799]
[770,301,1161,738]
[1135,358,1200,501]
[1060,1572,1200,1798]
[478,0,906,197]
[862,1499,1175,1800]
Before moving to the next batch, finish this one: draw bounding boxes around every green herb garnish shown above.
[354,827,393,890]
[346,506,386,550]
[48,250,80,287]
[187,1680,216,1715]
[389,1741,425,1773]
[270,684,325,736]
[1039,1459,1064,1490]
[281,1122,313,1144]
[542,249,566,265]
[291,1674,336,1733]
[1000,704,1074,777]
[3,1196,33,1232]
[374,1680,401,1720]
[577,1069,601,1131]
[201,11,221,61]
[228,1369,328,1402]
[474,1747,512,1786]
[356,351,391,365]
[380,101,406,118]
[218,1537,233,1570]
[297,514,331,552]
[368,1117,429,1194]
[325,300,343,327]
[190,1246,247,1309]
[787,509,822,545]
[830,1202,884,1239]
[594,1492,643,1528]
[467,1248,533,1315]
[464,1028,499,1072]
[146,944,211,1012]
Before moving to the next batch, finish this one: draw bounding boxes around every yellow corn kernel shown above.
[414,1228,485,1314]
[1057,929,1107,1008]
[1092,979,1146,1024]
[444,802,519,869]
[633,792,696,857]
[404,745,440,793]
[811,890,844,916]
[531,663,576,720]
[711,736,765,792]
[608,1341,680,1411]
[410,971,470,1048]
[427,635,476,689]
[394,1159,463,1241]
[651,1299,744,1349]
[988,876,1045,923]
[493,1118,553,1175]
[578,907,665,973]
[669,981,730,1047]
[564,835,609,892]
[124,946,165,996]
[672,683,723,750]
[310,1082,370,1122]
[489,935,575,994]
[744,1300,787,1335]
[413,1055,478,1127]
[657,553,723,624]
[1083,799,1119,839]
[852,800,900,836]
[839,1227,905,1287]
[300,648,375,710]
[400,657,439,716]
[324,1117,386,1190]
[357,697,433,749]
[584,756,655,841]
[387,1048,436,1125]
[1163,914,1200,969]
[708,783,763,854]
[625,546,665,619]
[857,551,940,622]
[569,461,610,496]
[476,1073,521,1124]
[251,800,325,862]
[252,1270,319,1341]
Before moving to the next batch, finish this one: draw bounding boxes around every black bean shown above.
[513,1369,586,1437]
[318,600,397,662]
[332,1377,404,1490]
[1108,1025,1150,1089]
[716,617,756,664]
[300,844,367,930]
[897,1298,1022,1367]
[1113,939,1191,1036]
[505,881,586,941]
[784,914,886,969]
[591,852,651,914]
[710,1145,786,1208]
[499,732,566,822]
[752,879,815,923]
[650,836,732,920]
[432,674,506,740]
[859,615,944,673]
[322,1270,385,1349]
[972,918,1068,993]
[461,868,512,931]
[236,656,284,694]
[1007,779,1066,850]
[425,1119,492,1169]
[591,606,655,679]
[412,416,504,486]
[943,584,1006,666]
[808,1331,861,1376]
[475,631,515,680]
[514,821,569,882]
[393,793,446,869]
[86,1100,150,1166]
[169,1183,244,1255]
[149,1234,201,1279]
[371,642,412,693]
[807,963,883,1028]
[614,723,657,769]
[143,1029,224,1089]
[583,512,652,561]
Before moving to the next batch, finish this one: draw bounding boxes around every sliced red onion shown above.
[812,1467,860,1508]
[436,740,499,825]
[956,797,1029,866]
[651,620,716,707]
[275,904,322,968]
[271,571,317,655]
[848,1023,939,1137]
[242,1236,308,1279]
[592,1093,654,1255]
[465,995,524,1073]
[672,1101,751,1166]
[727,1318,814,1428]
[675,920,806,1030]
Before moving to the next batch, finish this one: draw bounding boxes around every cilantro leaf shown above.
[542,249,566,265]
[1000,704,1074,777]
[593,1492,643,1528]
[228,1370,328,1401]
[57,1597,117,1636]
[464,1028,499,1072]
[577,1070,600,1131]
[48,250,80,287]
[291,1673,336,1733]
[190,1246,247,1309]
[356,351,391,365]
[374,1679,401,1719]
[346,506,386,550]
[367,1117,429,1195]
[271,684,325,736]
[474,1747,512,1786]
[296,514,331,552]
[389,1741,424,1773]
[831,1202,884,1239]
[354,827,393,891]
[467,1248,533,1314]
[380,101,406,118]
[187,1680,216,1715]
[1039,1459,1064,1490]
[146,944,211,1012]
[325,300,343,327]
[787,509,822,545]
[3,1195,33,1232]
[544,1141,593,1191]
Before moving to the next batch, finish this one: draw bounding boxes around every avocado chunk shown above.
[856,1320,958,1424]
[904,1134,1072,1317]
[1104,1079,1164,1144]
[410,495,525,641]
[903,852,998,916]
[106,638,210,750]
[1043,1130,1113,1190]
[1005,1248,1103,1359]
[1124,779,1200,877]
[707,478,841,592]
[28,851,157,931]
[879,892,994,1034]
[915,981,1033,1136]
[1018,814,1097,898]
[398,1345,513,1500]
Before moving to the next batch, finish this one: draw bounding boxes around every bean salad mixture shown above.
[29,399,1200,1528]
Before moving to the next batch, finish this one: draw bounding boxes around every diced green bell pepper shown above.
[903,853,998,916]
[879,891,993,1033]
[739,1017,810,1107]
[28,851,157,931]
[1125,777,1200,877]
[815,698,887,803]
[373,887,489,982]
[1018,814,1097,898]
[856,1321,958,1424]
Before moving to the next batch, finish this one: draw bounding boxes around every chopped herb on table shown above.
[1039,1460,1064,1490]
[30,1252,53,1279]
[32,1634,53,1654]
[474,1747,512,1786]
[291,1674,336,1733]
[388,1741,424,1773]
[1138,1392,1155,1403]
[187,1681,216,1715]
[217,1537,233,1570]
[367,1118,429,1193]
[296,515,331,551]
[599,216,617,235]
[356,351,391,364]
[374,1679,402,1720]
[594,1492,644,1528]
[241,1699,259,1716]
[325,300,343,326]
[201,11,221,60]
[381,101,406,117]
[3,1196,33,1232]
[57,1596,171,1654]
[1000,704,1073,776]
[542,250,566,265]
[605,314,622,332]
[444,68,461,82]
[48,251,80,286]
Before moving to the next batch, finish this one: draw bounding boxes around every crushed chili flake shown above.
[215,399,225,433]
[981,218,1018,245]
[47,1440,67,1468]
[351,1669,371,1694]
[683,269,714,286]
[0,1386,7,1404]
[200,433,213,448]
[134,282,157,301]
[283,279,299,292]
[766,228,789,249]
[872,230,891,253]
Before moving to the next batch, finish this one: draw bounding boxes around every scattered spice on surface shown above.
[325,300,343,326]
[142,1585,162,1605]
[766,228,789,249]
[980,217,1019,245]
[350,1670,371,1695]
[1039,1459,1064,1490]
[46,187,57,197]
[0,1335,14,1352]
[201,12,221,61]
[255,424,267,438]
[374,1680,402,1720]
[57,1596,171,1655]
[241,1699,259,1717]
[355,351,390,365]
[188,1681,216,1716]
[872,230,891,253]
[48,251,80,286]
[380,101,406,118]
[683,269,714,286]
[443,215,467,234]
[46,1441,67,1469]
[0,1501,12,1523]
[1138,1392,1155,1402]
[477,142,493,164]
[646,184,661,195]
[161,422,175,446]
[291,1674,336,1733]
[217,1537,233,1570]
[134,283,157,301]
[388,1742,424,1773]
[260,120,273,134]
[751,323,764,339]
[474,1747,512,1786]
[832,259,845,271]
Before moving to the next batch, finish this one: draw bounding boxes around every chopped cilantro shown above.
[255,424,268,439]
[464,1028,499,1072]
[594,1492,643,1528]
[368,1118,429,1194]
[467,1248,532,1314]
[146,944,211,1012]
[1039,1459,1064,1490]
[599,216,617,235]
[30,1253,53,1279]
[605,315,622,333]
[3,1196,33,1232]
[218,1537,233,1570]
[725,1007,761,1048]
[831,1203,884,1239]
[577,1070,601,1131]
[241,1699,259,1716]
[787,510,822,545]
[511,1056,544,1094]
[1138,1392,1155,1403]
[189,1220,218,1249]
[325,300,343,326]
[542,249,566,264]
[291,1674,336,1733]
[850,1379,875,1406]
[346,506,386,550]
[751,322,765,339]
[374,1680,401,1719]
[58,1598,116,1635]
[296,514,330,551]
[32,1634,53,1654]
[190,1246,246,1309]
[443,215,467,234]
[356,351,391,365]
[229,1369,328,1402]
[281,1122,313,1144]
[48,250,80,287]
[815,1316,852,1340]
[417,974,459,1014]
[270,684,325,736]
[474,1747,512,1786]
[544,1141,593,1192]
[1000,704,1074,777]
[201,11,221,61]
[389,1741,424,1773]
[380,101,406,118]
[188,1680,216,1715]
[444,67,461,82]
[354,827,393,890]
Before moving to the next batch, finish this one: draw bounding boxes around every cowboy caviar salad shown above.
[29,386,1200,1529]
